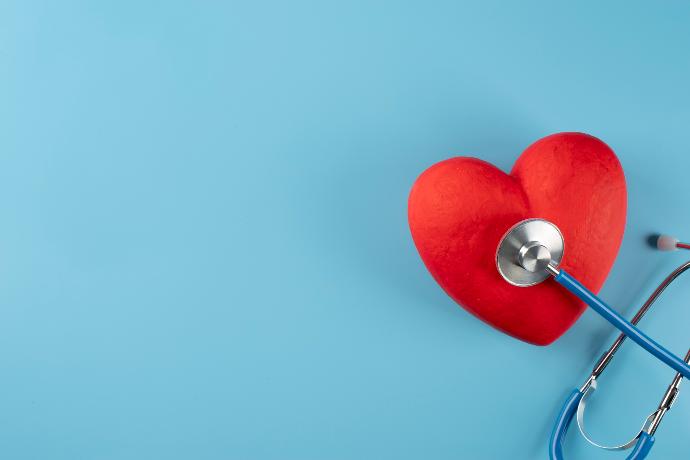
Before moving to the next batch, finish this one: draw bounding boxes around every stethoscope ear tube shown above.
[549,389,583,460]
[549,388,655,460]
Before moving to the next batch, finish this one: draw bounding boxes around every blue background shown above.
[2,1,690,459]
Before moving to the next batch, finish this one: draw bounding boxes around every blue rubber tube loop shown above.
[626,433,655,460]
[554,269,690,380]
[549,390,655,459]
[549,389,583,460]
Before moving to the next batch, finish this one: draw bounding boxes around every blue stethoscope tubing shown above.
[547,269,686,459]
[549,389,654,460]
[548,270,671,459]
[496,218,690,378]
[548,258,690,459]
[496,220,690,458]
[553,269,690,380]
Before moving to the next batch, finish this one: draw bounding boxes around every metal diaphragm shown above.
[496,218,564,287]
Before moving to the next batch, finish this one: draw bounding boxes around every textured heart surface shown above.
[408,133,627,345]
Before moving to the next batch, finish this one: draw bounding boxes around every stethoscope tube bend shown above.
[549,389,654,460]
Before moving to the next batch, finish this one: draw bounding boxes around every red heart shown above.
[408,133,627,345]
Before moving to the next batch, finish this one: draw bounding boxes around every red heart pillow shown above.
[408,133,627,345]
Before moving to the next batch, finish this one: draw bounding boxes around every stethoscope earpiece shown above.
[654,234,680,251]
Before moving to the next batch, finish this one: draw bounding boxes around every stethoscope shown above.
[495,218,690,459]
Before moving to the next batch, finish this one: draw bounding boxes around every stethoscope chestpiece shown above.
[496,218,564,287]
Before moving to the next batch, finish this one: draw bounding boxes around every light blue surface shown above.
[1,1,690,459]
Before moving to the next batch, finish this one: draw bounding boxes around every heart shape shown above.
[408,133,627,345]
